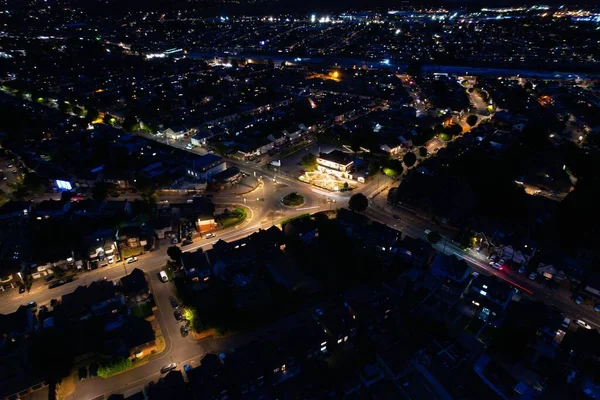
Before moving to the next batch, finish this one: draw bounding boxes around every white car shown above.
[205,233,216,239]
[424,229,431,235]
[529,272,537,280]
[575,319,592,330]
[107,255,114,264]
[126,257,138,264]
[159,270,168,282]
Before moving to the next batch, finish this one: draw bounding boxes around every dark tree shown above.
[122,112,138,133]
[418,147,428,158]
[167,246,182,262]
[403,152,417,168]
[30,329,76,396]
[466,115,478,127]
[92,181,109,201]
[348,193,368,213]
[368,160,380,176]
[427,230,442,244]
[58,101,72,114]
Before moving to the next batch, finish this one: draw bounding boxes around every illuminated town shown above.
[0,2,600,399]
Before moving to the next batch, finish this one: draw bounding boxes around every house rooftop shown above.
[431,253,471,282]
[36,199,68,212]
[186,154,223,171]
[318,150,353,166]
[119,268,148,297]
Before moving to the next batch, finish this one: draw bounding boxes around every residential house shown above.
[283,124,303,142]
[0,306,36,341]
[190,130,212,147]
[185,154,227,182]
[59,280,125,321]
[211,167,243,187]
[88,238,118,266]
[379,137,404,156]
[336,207,369,235]
[116,226,143,255]
[104,200,133,217]
[159,126,194,141]
[71,199,106,217]
[119,268,150,305]
[316,307,357,348]
[282,215,318,243]
[465,274,515,326]
[397,236,437,268]
[366,221,402,252]
[123,317,157,359]
[0,201,31,222]
[154,216,173,239]
[316,150,354,179]
[236,137,275,159]
[267,131,287,146]
[430,253,472,305]
[181,250,212,281]
[146,370,188,399]
[35,199,71,218]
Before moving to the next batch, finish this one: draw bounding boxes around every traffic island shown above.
[281,192,305,207]
[215,207,248,228]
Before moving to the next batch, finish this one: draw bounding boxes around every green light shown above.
[96,36,102,41]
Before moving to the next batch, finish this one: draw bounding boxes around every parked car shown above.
[561,318,570,329]
[518,266,526,274]
[169,296,179,309]
[161,363,177,373]
[174,310,183,321]
[528,272,537,280]
[126,257,138,264]
[576,319,592,330]
[182,239,193,246]
[392,214,400,220]
[180,325,189,337]
[424,229,431,235]
[171,238,179,244]
[575,296,583,305]
[159,271,168,282]
[205,233,216,239]
[183,364,192,373]
[44,275,55,282]
[25,301,37,309]
[594,305,600,312]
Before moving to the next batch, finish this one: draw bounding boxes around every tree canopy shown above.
[167,246,182,262]
[403,152,417,168]
[466,114,478,127]
[348,193,368,213]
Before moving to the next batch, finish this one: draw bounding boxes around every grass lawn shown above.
[122,247,142,258]
[216,207,247,228]
[130,302,153,319]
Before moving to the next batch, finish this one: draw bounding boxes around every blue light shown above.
[55,180,72,191]
[260,41,265,46]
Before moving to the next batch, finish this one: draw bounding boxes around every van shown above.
[159,271,168,282]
